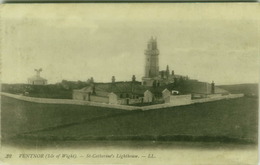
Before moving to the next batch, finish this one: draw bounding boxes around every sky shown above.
[1,4,259,85]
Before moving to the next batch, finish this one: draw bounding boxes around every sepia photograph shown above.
[0,3,259,164]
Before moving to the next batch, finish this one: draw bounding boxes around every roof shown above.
[75,81,149,97]
[162,88,171,93]
[74,86,93,92]
[92,82,180,95]
[28,76,47,81]
[94,82,148,95]
[76,80,229,97]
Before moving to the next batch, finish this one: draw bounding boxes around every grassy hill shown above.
[1,95,127,138]
[1,95,258,145]
[218,83,258,97]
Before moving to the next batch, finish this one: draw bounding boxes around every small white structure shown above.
[162,88,192,105]
[162,89,171,103]
[171,90,179,95]
[144,90,153,103]
[73,86,109,103]
[108,92,118,104]
[73,87,92,101]
[168,94,192,105]
[28,68,47,85]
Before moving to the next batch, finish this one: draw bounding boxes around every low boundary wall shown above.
[1,92,244,111]
[191,94,244,104]
[1,92,139,111]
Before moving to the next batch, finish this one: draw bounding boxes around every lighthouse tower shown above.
[142,37,161,86]
[144,37,159,78]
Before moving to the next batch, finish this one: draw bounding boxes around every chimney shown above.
[132,75,136,82]
[90,77,94,83]
[172,70,174,75]
[112,76,115,83]
[92,84,96,95]
[131,75,136,93]
[211,81,215,94]
[166,65,169,78]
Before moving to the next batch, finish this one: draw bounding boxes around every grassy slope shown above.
[2,95,258,143]
[1,95,127,137]
[33,97,258,142]
[218,83,258,96]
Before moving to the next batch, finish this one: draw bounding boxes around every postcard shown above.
[0,3,259,165]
